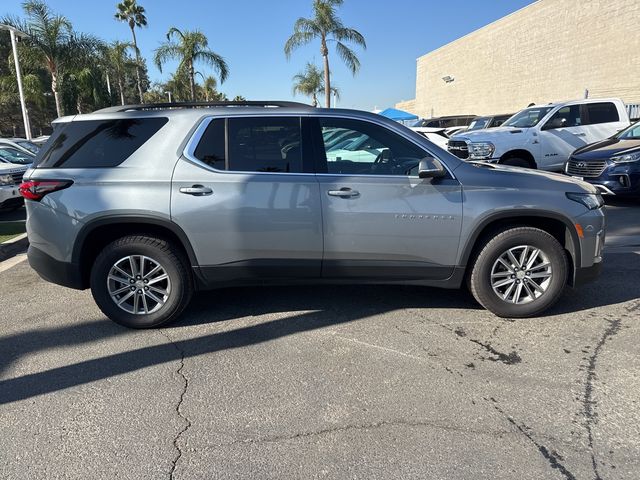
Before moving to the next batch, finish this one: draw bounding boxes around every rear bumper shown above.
[28,245,85,290]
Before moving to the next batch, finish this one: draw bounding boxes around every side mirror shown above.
[418,157,446,179]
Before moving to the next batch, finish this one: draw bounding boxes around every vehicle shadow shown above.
[0,252,637,405]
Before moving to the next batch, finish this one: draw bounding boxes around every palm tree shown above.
[154,28,229,102]
[115,0,147,103]
[105,41,136,105]
[199,74,217,102]
[4,0,102,117]
[285,0,365,108]
[291,62,338,107]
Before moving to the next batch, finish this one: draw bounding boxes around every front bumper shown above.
[28,245,85,290]
[566,159,640,196]
[0,185,23,208]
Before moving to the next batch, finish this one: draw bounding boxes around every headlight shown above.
[610,151,640,163]
[468,142,495,160]
[0,174,13,185]
[566,192,604,210]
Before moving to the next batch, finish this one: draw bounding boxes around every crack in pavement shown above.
[159,331,192,480]
[582,318,622,480]
[227,418,514,446]
[487,397,577,480]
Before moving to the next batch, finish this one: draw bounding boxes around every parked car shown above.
[0,138,40,156]
[0,162,28,211]
[461,113,514,133]
[565,120,640,196]
[31,135,50,146]
[409,127,450,150]
[412,115,476,129]
[0,146,35,165]
[23,101,605,328]
[448,99,630,171]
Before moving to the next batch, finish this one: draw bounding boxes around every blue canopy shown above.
[378,107,418,121]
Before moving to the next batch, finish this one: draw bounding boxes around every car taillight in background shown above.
[19,180,73,201]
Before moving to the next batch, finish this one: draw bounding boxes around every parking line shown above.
[0,253,28,274]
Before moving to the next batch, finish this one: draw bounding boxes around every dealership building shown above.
[396,0,640,119]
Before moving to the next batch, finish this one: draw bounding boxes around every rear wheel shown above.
[90,235,193,328]
[469,227,568,318]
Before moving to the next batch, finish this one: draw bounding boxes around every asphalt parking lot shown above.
[1,201,639,480]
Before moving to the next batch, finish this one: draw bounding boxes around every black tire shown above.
[90,235,193,328]
[501,157,531,168]
[469,227,568,318]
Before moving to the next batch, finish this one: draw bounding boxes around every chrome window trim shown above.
[182,113,458,180]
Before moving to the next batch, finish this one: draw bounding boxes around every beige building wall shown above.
[397,0,640,118]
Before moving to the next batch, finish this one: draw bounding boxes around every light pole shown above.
[165,91,173,103]
[0,24,32,140]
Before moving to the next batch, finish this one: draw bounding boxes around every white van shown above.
[448,98,630,171]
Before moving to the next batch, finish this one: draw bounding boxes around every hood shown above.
[453,126,527,141]
[572,137,640,160]
[461,161,597,194]
[0,162,28,174]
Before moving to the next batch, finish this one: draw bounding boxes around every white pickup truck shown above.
[448,98,630,171]
[0,163,27,211]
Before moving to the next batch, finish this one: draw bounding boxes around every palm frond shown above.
[194,50,229,83]
[335,41,360,75]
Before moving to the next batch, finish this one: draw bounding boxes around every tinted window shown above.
[318,117,427,176]
[585,102,619,124]
[227,117,302,173]
[193,118,226,169]
[36,118,168,168]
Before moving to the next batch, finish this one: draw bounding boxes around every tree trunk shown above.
[312,93,318,107]
[130,25,144,104]
[189,62,196,101]
[118,78,125,106]
[51,71,63,118]
[321,36,330,108]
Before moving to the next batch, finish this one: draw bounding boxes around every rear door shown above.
[582,101,627,144]
[311,115,463,280]
[171,115,323,283]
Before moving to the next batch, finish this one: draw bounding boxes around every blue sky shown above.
[2,0,534,110]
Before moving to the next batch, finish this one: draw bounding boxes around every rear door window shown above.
[36,118,168,168]
[227,117,303,173]
[584,102,619,124]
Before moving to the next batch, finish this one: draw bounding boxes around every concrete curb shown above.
[0,233,29,263]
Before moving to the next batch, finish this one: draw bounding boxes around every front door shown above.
[171,116,323,283]
[312,116,463,280]
[539,105,590,171]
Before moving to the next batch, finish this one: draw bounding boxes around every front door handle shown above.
[179,185,213,196]
[327,187,360,198]
[575,133,587,137]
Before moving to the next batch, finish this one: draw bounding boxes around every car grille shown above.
[565,159,607,178]
[448,140,469,159]
[10,172,24,185]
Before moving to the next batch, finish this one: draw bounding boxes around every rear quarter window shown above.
[35,117,168,168]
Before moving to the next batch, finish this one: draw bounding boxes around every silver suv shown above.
[21,101,606,328]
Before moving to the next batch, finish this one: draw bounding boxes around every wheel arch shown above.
[73,216,199,289]
[500,149,537,168]
[460,211,581,286]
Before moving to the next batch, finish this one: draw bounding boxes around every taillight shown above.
[19,180,73,201]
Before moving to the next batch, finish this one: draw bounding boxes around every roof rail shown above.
[94,100,313,114]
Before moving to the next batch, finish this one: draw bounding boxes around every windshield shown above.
[616,121,640,140]
[16,140,40,154]
[0,147,34,165]
[466,118,490,131]
[503,106,554,128]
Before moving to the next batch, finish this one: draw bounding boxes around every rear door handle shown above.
[179,185,213,196]
[327,188,360,198]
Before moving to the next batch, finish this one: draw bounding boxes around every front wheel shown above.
[469,227,568,318]
[90,235,193,328]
